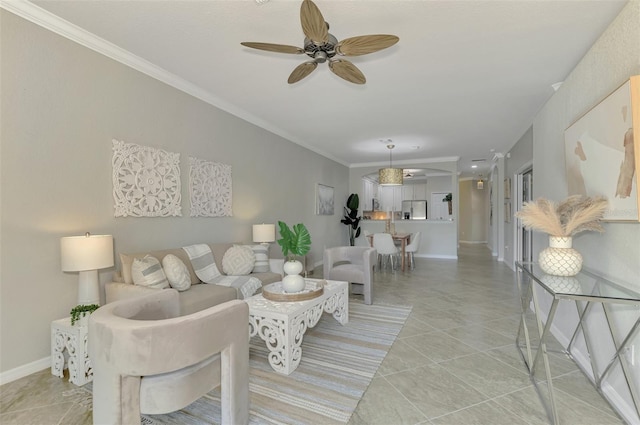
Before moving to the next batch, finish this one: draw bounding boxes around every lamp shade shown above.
[477,180,484,190]
[379,168,403,186]
[252,224,276,243]
[61,234,114,271]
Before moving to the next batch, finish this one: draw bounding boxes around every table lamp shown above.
[252,224,275,246]
[61,233,114,305]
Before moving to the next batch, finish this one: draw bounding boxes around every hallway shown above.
[349,243,624,424]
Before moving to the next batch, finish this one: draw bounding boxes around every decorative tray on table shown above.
[262,280,325,302]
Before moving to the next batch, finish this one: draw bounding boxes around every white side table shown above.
[51,317,92,386]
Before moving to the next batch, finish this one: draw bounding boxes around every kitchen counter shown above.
[357,220,457,259]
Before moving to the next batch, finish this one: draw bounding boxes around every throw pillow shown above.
[131,255,169,289]
[222,245,256,276]
[250,244,270,273]
[162,254,191,292]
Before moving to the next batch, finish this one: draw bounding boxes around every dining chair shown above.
[373,233,399,270]
[405,231,421,270]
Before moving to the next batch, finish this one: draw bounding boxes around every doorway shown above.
[515,165,533,264]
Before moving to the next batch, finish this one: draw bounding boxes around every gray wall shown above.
[0,11,347,375]
[531,2,640,422]
[533,2,639,290]
[458,179,488,243]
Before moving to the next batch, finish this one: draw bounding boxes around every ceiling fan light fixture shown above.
[241,0,399,84]
[379,144,403,186]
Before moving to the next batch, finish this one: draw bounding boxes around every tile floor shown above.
[0,244,626,424]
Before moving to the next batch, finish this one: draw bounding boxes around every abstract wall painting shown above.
[316,184,334,215]
[189,157,232,217]
[112,139,182,217]
[564,76,640,222]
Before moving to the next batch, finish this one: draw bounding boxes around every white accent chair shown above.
[405,231,422,270]
[89,289,249,425]
[323,246,377,305]
[373,233,399,271]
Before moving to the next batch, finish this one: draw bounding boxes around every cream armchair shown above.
[89,289,249,425]
[323,246,376,305]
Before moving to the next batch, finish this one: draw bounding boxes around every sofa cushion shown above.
[131,255,169,289]
[222,245,255,276]
[250,245,270,273]
[162,254,191,292]
[121,249,199,285]
[178,283,237,316]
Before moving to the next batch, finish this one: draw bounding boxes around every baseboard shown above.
[459,240,488,244]
[0,357,50,386]
[414,254,458,260]
[539,312,640,425]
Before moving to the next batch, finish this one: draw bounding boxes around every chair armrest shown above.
[269,259,284,276]
[105,282,163,304]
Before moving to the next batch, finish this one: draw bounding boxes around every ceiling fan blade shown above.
[300,0,328,44]
[328,59,366,85]
[288,61,318,84]
[241,42,304,54]
[336,35,400,56]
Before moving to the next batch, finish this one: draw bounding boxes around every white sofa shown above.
[106,243,283,315]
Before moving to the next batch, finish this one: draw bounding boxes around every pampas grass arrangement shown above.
[515,195,608,237]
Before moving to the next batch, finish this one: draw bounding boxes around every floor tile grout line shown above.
[553,385,625,421]
[378,373,432,424]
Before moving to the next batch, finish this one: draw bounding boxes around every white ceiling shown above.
[26,0,627,177]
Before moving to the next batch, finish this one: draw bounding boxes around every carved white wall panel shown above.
[189,157,232,217]
[112,139,181,217]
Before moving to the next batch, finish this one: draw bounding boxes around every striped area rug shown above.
[143,301,411,425]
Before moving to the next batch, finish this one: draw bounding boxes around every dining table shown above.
[367,233,411,271]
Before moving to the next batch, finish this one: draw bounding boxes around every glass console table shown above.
[515,262,640,424]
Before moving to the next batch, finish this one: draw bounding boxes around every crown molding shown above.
[0,0,350,167]
[350,156,459,169]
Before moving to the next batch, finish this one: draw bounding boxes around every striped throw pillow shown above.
[250,244,269,273]
[131,255,169,289]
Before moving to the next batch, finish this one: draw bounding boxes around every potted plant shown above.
[340,193,361,246]
[70,304,99,326]
[442,193,453,215]
[277,221,311,292]
[515,195,608,276]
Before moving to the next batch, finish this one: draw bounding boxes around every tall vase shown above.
[538,236,583,277]
[282,260,305,293]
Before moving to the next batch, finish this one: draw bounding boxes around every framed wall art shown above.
[112,139,181,217]
[505,201,511,223]
[504,177,511,199]
[316,184,334,215]
[564,75,640,222]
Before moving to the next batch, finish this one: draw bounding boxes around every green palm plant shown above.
[340,193,361,246]
[277,221,311,261]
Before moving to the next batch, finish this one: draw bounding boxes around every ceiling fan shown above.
[241,0,399,85]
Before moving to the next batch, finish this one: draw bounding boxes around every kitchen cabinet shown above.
[362,178,379,211]
[380,186,402,212]
[402,183,427,201]
[413,183,427,200]
[402,185,413,201]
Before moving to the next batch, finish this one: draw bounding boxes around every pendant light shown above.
[477,175,484,190]
[379,144,403,186]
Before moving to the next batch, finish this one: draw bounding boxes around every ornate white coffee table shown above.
[246,279,349,375]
